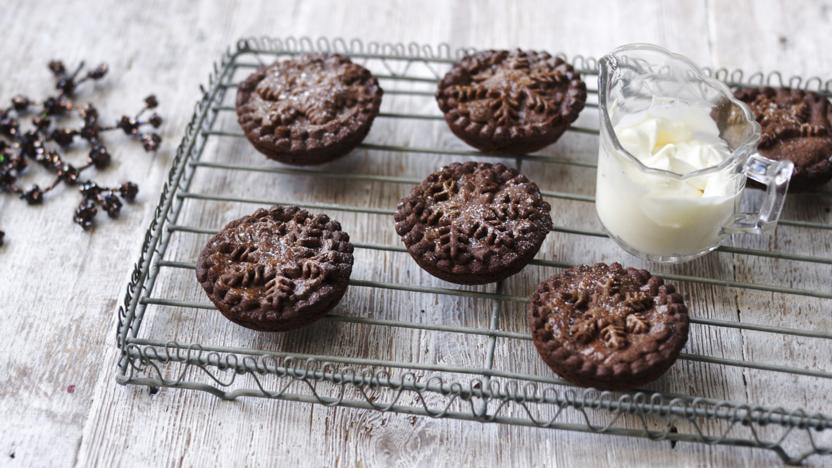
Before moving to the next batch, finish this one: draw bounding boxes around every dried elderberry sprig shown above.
[0,60,162,240]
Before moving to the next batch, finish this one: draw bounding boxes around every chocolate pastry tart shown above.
[436,49,586,154]
[394,162,552,285]
[529,263,689,390]
[196,206,354,331]
[236,54,383,165]
[734,86,832,191]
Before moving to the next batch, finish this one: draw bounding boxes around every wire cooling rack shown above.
[116,36,832,465]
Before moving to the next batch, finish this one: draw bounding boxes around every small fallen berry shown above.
[119,182,139,202]
[21,185,43,205]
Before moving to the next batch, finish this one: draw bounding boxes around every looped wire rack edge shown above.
[115,36,832,465]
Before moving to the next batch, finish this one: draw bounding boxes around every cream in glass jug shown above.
[595,44,794,263]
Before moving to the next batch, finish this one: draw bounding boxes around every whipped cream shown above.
[596,100,741,259]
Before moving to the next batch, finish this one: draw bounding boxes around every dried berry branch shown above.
[0,60,162,244]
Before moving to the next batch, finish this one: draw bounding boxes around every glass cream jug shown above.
[596,44,793,263]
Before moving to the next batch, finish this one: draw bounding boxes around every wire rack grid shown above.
[115,36,832,465]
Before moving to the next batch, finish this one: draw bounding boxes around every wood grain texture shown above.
[0,0,829,467]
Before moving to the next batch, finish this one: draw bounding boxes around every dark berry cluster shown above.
[0,60,162,244]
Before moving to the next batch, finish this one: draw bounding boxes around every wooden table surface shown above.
[1,1,830,466]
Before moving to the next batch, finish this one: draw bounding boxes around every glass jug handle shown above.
[725,153,794,234]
